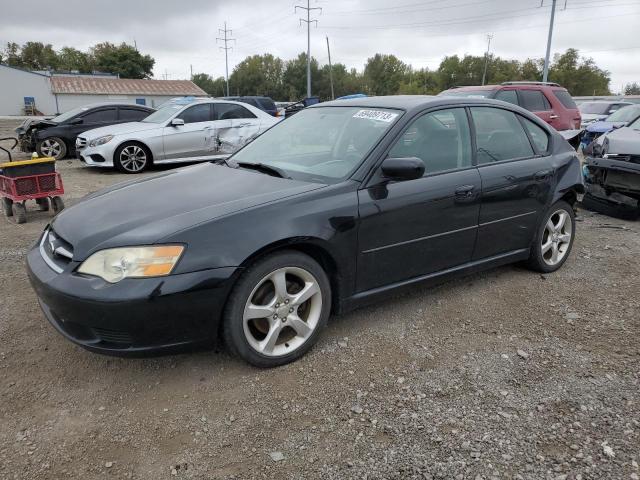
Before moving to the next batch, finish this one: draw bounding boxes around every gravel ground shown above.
[1,119,639,480]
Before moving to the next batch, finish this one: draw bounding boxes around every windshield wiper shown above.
[236,162,291,179]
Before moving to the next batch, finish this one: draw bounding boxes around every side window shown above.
[470,107,534,163]
[120,108,149,121]
[520,117,550,153]
[215,103,257,120]
[82,108,117,123]
[542,93,552,110]
[519,90,548,112]
[495,89,518,106]
[388,108,472,175]
[177,104,212,124]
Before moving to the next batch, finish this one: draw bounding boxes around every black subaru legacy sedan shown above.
[27,96,584,367]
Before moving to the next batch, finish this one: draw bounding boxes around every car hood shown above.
[15,117,56,135]
[601,127,640,155]
[80,121,160,140]
[51,163,325,260]
[586,121,626,134]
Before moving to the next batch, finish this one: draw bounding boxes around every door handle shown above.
[549,114,559,119]
[455,185,475,197]
[534,169,552,181]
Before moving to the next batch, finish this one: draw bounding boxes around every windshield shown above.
[579,103,612,115]
[606,105,640,123]
[142,103,184,123]
[52,105,92,123]
[230,106,401,183]
[440,89,495,98]
[629,117,640,129]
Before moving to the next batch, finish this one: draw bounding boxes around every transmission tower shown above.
[217,22,236,96]
[295,0,322,98]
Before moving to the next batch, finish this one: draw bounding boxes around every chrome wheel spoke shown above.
[259,322,283,354]
[270,270,289,299]
[288,314,312,338]
[551,243,560,263]
[546,218,555,233]
[558,233,571,243]
[244,300,276,320]
[541,240,553,254]
[290,281,319,307]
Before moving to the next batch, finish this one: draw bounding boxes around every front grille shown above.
[76,137,87,149]
[91,327,133,345]
[40,228,74,273]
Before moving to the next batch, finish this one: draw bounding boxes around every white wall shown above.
[0,65,57,115]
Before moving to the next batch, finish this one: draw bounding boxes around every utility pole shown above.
[296,0,322,99]
[542,0,566,82]
[326,36,334,100]
[190,64,193,80]
[217,22,235,96]
[481,34,493,86]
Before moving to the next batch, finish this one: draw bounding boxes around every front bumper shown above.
[77,143,116,168]
[27,243,238,355]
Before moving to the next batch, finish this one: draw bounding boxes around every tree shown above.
[283,53,320,100]
[548,48,610,95]
[230,54,285,98]
[624,82,640,95]
[363,54,409,95]
[19,42,58,70]
[91,42,154,79]
[192,73,226,96]
[57,47,93,73]
[2,42,22,67]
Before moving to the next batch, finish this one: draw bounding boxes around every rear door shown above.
[162,103,215,159]
[470,106,554,260]
[518,89,560,130]
[213,103,260,155]
[356,107,481,292]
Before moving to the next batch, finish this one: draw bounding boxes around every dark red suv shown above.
[440,82,581,131]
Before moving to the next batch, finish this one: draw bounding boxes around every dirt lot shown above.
[1,120,639,480]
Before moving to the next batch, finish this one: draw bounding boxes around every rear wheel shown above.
[526,200,575,273]
[2,197,13,217]
[51,196,65,214]
[223,251,331,367]
[114,143,150,174]
[12,202,26,224]
[37,137,67,160]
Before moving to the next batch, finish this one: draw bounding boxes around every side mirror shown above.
[171,118,185,127]
[381,157,425,181]
[69,118,83,125]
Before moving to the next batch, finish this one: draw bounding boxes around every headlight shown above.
[77,245,184,283]
[89,135,114,147]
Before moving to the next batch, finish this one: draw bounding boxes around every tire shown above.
[51,196,65,214]
[223,250,331,368]
[36,197,50,212]
[37,137,67,160]
[2,197,13,217]
[526,200,575,273]
[581,192,639,221]
[114,142,151,174]
[12,202,26,224]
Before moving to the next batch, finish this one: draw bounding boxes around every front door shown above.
[162,103,215,159]
[469,106,554,259]
[356,107,481,292]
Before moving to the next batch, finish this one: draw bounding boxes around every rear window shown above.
[579,102,611,115]
[257,98,276,110]
[440,89,496,98]
[553,90,577,109]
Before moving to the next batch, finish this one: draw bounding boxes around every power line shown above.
[295,0,322,98]
[216,21,236,96]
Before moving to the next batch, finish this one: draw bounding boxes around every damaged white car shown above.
[75,98,279,173]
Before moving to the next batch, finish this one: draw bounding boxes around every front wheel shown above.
[51,196,65,214]
[37,137,67,160]
[12,202,27,224]
[223,251,331,367]
[114,143,150,174]
[526,200,575,273]
[2,197,13,217]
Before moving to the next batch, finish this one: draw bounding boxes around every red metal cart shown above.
[0,141,65,224]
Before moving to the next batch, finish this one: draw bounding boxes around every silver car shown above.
[76,98,279,173]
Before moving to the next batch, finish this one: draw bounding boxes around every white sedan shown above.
[76,98,279,173]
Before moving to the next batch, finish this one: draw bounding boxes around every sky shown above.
[2,0,639,93]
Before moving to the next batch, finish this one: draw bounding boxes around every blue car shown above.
[581,104,640,151]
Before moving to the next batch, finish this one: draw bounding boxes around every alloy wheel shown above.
[541,209,573,266]
[119,145,147,172]
[40,139,62,158]
[242,266,322,357]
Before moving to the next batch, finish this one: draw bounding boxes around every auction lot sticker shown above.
[353,110,398,122]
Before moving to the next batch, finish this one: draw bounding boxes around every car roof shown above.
[77,102,154,109]
[582,100,633,104]
[314,95,520,113]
